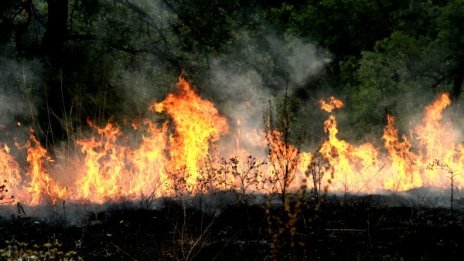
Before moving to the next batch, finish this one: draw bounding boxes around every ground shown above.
[1,192,464,260]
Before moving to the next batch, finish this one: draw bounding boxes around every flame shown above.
[152,76,228,190]
[1,74,464,206]
[319,112,378,193]
[382,115,422,191]
[414,93,459,187]
[74,76,228,202]
[0,144,20,203]
[266,130,301,192]
[76,121,128,203]
[382,94,464,191]
[131,120,170,196]
[25,131,67,205]
[320,96,344,112]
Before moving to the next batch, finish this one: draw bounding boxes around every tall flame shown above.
[74,76,228,202]
[152,76,228,189]
[382,115,421,191]
[25,131,67,205]
[1,76,464,206]
[318,98,378,192]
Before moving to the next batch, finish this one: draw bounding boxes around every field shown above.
[1,191,464,260]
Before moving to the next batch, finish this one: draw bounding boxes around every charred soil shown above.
[1,194,464,260]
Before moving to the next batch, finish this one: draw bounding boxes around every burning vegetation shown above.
[3,1,464,260]
[1,77,464,206]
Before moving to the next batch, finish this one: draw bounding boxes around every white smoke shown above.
[203,29,330,156]
[265,34,329,86]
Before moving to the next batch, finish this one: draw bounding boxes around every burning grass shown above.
[1,76,464,259]
[2,77,464,206]
[0,78,464,205]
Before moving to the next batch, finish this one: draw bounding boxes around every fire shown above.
[320,96,344,113]
[318,98,378,193]
[131,120,170,197]
[25,131,67,205]
[1,75,464,206]
[74,76,228,202]
[152,76,228,189]
[382,94,464,191]
[75,120,172,203]
[382,115,422,191]
[414,93,459,187]
[76,121,130,203]
[267,130,305,192]
[0,144,20,203]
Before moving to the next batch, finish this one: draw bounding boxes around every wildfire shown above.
[0,76,463,205]
[24,131,67,205]
[320,96,344,113]
[382,115,421,191]
[0,144,20,203]
[318,97,378,193]
[152,76,229,189]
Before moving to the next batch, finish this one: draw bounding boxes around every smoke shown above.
[116,58,178,117]
[0,57,41,143]
[105,1,331,139]
[202,28,330,156]
[107,0,181,117]
[265,34,329,86]
[112,11,332,154]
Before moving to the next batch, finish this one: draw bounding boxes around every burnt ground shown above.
[1,191,464,260]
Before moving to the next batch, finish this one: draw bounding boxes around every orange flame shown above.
[1,75,464,205]
[320,96,344,112]
[0,144,20,203]
[267,130,302,192]
[25,131,67,205]
[152,76,228,190]
[76,121,127,202]
[414,93,464,188]
[319,112,378,193]
[74,76,228,202]
[382,115,421,191]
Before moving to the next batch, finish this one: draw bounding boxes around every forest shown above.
[1,0,463,142]
[1,0,464,260]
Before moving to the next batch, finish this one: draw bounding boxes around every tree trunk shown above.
[39,0,69,146]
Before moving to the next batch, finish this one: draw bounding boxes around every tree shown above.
[346,31,448,136]
[437,0,464,100]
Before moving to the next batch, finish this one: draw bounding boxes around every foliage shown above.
[0,0,462,142]
[347,32,442,135]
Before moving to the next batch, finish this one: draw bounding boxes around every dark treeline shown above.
[1,0,463,146]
